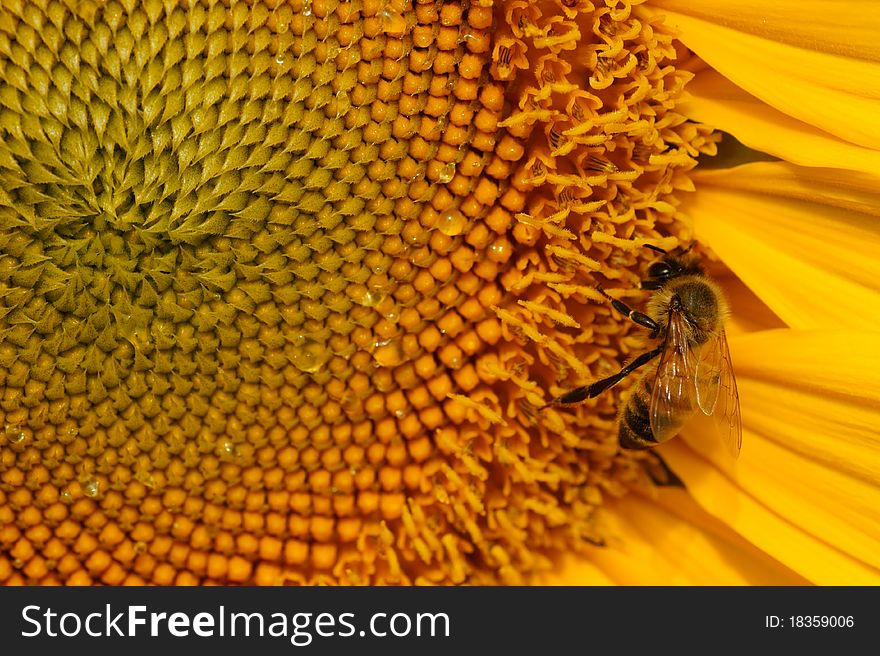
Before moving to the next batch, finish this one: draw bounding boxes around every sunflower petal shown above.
[653,0,880,62]
[665,442,880,585]
[537,555,616,586]
[665,329,880,584]
[694,161,880,216]
[684,163,880,329]
[646,6,880,148]
[550,491,810,585]
[711,269,787,337]
[682,71,880,176]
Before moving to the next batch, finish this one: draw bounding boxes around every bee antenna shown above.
[643,244,667,255]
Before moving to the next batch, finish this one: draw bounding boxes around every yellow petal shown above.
[653,0,880,61]
[664,329,880,584]
[685,163,880,329]
[705,266,786,338]
[547,490,809,585]
[732,330,880,483]
[645,6,880,148]
[665,442,880,585]
[538,555,616,586]
[733,329,880,412]
[650,489,809,584]
[682,70,880,176]
[695,161,880,216]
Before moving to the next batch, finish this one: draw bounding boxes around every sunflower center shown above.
[0,0,717,586]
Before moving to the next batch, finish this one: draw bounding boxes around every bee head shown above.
[641,245,703,290]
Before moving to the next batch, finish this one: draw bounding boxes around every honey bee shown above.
[549,245,742,457]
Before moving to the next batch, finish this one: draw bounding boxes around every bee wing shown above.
[695,332,723,415]
[710,329,742,458]
[649,310,696,443]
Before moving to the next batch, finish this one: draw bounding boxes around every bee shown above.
[549,245,742,457]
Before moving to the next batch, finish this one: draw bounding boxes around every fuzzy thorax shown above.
[646,275,730,347]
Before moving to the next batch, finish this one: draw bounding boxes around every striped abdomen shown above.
[618,364,693,449]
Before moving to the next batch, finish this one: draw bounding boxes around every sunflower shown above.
[0,0,877,586]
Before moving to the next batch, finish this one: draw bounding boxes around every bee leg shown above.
[641,452,685,487]
[597,287,659,333]
[548,346,662,406]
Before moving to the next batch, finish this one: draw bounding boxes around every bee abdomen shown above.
[619,383,657,450]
